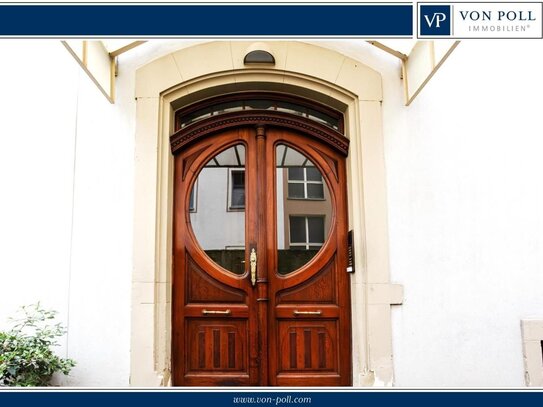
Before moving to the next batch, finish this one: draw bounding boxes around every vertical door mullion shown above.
[255,126,269,386]
[244,128,261,386]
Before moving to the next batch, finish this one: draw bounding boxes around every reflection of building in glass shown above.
[276,164,331,274]
[189,145,246,275]
[276,145,332,274]
[190,144,332,276]
[279,167,331,250]
[189,167,246,249]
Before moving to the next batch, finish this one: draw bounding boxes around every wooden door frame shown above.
[132,42,401,387]
[171,106,351,386]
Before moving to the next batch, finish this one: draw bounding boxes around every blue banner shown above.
[0,391,542,407]
[0,4,412,37]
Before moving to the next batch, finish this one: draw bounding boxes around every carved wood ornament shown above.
[171,93,349,157]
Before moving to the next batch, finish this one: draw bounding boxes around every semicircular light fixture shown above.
[244,50,275,65]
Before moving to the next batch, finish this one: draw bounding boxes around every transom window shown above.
[175,94,343,132]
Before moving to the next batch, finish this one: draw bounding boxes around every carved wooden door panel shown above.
[265,129,351,386]
[173,128,259,386]
[172,126,351,386]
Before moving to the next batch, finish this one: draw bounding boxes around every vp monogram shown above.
[419,5,452,36]
[424,12,448,28]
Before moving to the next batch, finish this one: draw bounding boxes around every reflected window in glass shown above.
[229,170,245,210]
[276,144,332,275]
[189,144,246,275]
[189,182,197,212]
[289,216,325,249]
[287,168,324,200]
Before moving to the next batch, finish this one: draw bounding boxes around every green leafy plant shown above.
[0,303,75,386]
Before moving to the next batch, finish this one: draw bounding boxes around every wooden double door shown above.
[173,125,351,386]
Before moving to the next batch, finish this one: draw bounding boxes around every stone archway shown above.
[131,41,401,386]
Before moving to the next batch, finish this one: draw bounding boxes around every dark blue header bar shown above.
[0,4,413,37]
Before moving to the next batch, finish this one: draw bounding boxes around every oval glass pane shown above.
[276,145,332,275]
[189,144,246,275]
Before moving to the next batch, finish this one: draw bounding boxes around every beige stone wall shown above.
[521,320,543,386]
[132,41,403,386]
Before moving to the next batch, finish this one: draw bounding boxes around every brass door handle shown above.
[202,309,231,315]
[250,248,257,286]
[293,310,322,316]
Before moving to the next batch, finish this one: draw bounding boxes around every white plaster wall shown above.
[62,44,134,386]
[0,41,132,386]
[386,41,543,386]
[0,41,78,343]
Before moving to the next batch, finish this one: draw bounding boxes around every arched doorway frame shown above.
[131,41,402,387]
